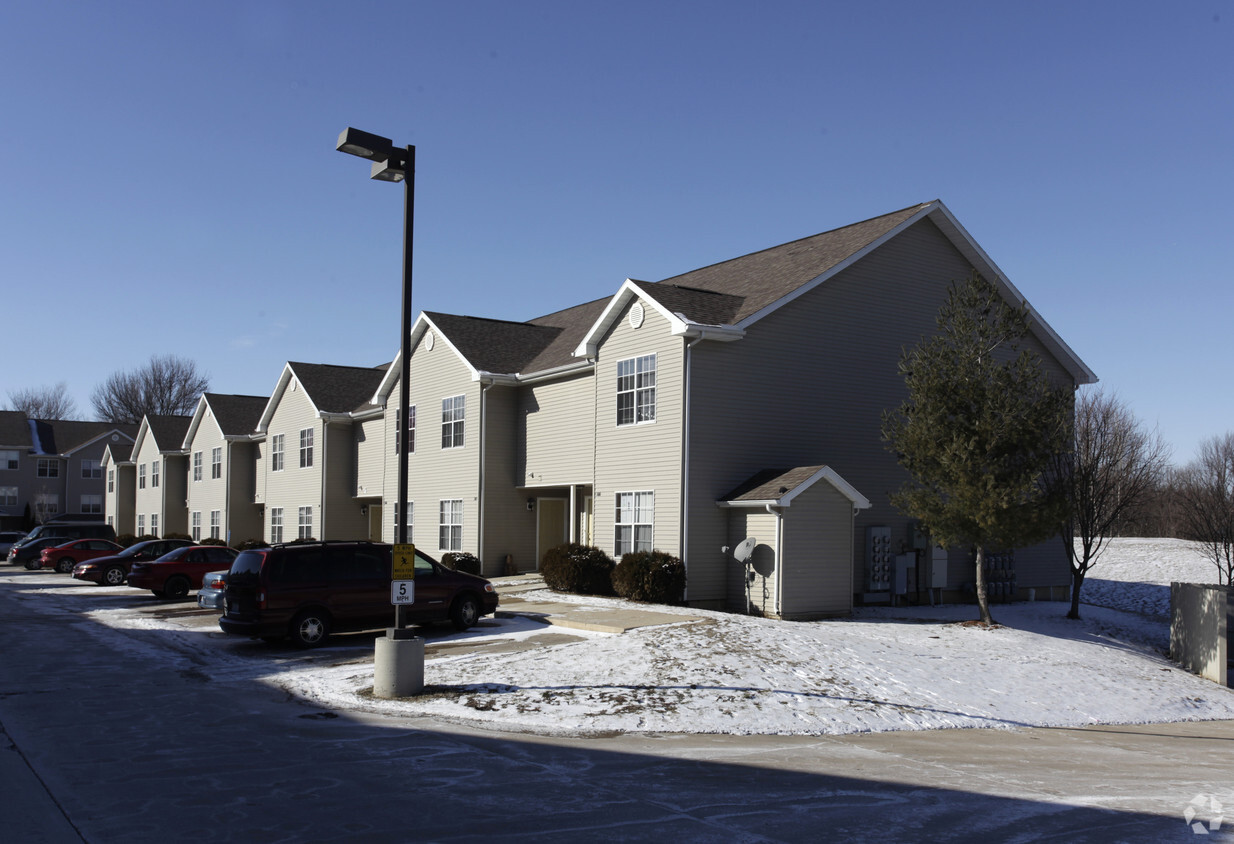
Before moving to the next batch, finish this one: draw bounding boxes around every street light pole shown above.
[337,128,423,697]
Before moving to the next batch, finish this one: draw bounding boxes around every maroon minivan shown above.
[218,541,498,647]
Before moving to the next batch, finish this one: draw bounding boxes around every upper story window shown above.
[616,354,656,426]
[299,428,314,468]
[395,406,417,454]
[271,434,285,472]
[151,459,159,487]
[37,459,59,478]
[107,470,114,493]
[138,464,147,489]
[211,447,222,479]
[0,450,18,470]
[81,459,102,479]
[441,396,465,449]
[192,452,203,482]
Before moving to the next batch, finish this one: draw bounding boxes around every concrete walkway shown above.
[490,573,706,634]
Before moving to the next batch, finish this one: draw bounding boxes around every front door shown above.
[367,504,383,542]
[536,498,568,569]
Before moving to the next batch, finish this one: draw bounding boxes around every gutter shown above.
[681,336,704,602]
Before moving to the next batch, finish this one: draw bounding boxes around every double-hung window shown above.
[298,506,313,539]
[108,470,114,492]
[271,434,285,471]
[138,464,147,489]
[150,513,159,537]
[614,491,654,556]
[81,494,102,514]
[0,486,16,506]
[37,459,59,478]
[151,460,159,487]
[441,396,465,449]
[616,355,656,426]
[191,511,201,541]
[137,514,145,535]
[299,428,314,468]
[0,450,18,470]
[439,500,462,551]
[395,406,417,454]
[210,510,220,539]
[81,459,102,479]
[392,501,414,542]
[270,507,284,544]
[211,447,222,479]
[192,452,203,482]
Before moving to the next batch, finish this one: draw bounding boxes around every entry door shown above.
[536,498,568,569]
[367,504,383,542]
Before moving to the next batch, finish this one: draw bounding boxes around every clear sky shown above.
[2,1,1229,465]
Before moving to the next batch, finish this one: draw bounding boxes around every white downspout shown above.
[767,503,784,617]
[320,422,327,540]
[682,337,703,602]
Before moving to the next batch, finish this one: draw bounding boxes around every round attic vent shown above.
[629,302,645,329]
[425,330,435,351]
[111,434,119,442]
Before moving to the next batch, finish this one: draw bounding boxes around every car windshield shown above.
[117,544,149,559]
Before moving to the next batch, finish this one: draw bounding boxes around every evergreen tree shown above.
[882,271,1072,625]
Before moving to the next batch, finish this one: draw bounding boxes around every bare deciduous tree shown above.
[1174,433,1234,585]
[90,354,209,424]
[7,382,78,420]
[1055,389,1170,619]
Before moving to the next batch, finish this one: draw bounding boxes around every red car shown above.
[38,539,124,573]
[126,545,240,599]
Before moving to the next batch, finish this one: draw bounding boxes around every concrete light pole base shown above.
[373,632,424,698]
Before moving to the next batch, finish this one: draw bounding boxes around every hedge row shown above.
[540,543,686,604]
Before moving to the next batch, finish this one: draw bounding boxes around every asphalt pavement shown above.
[2,567,1232,842]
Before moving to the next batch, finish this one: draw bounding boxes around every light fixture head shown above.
[336,127,394,161]
[370,158,406,182]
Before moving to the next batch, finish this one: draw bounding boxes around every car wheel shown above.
[450,594,481,631]
[102,566,125,586]
[24,559,41,570]
[55,557,76,574]
[163,576,190,600]
[289,610,331,648]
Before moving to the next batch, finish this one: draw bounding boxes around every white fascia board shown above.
[573,280,667,357]
[926,202,1098,386]
[780,466,871,510]
[734,203,938,331]
[131,417,152,456]
[182,395,211,450]
[252,362,296,431]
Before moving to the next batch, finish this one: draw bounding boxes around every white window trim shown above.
[441,396,465,449]
[614,490,654,557]
[438,499,463,551]
[211,447,222,480]
[270,507,284,544]
[616,354,657,427]
[271,434,285,472]
[193,452,203,482]
[299,428,314,469]
[298,505,313,540]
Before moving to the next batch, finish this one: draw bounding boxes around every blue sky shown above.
[2,1,1229,465]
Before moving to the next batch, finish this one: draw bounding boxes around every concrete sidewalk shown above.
[490,573,706,634]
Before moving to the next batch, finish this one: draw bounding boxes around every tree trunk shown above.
[974,545,995,625]
[1068,570,1084,620]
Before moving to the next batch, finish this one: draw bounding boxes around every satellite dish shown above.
[733,536,757,563]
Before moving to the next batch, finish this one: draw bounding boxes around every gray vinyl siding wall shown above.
[322,421,366,539]
[393,334,481,556]
[520,372,595,484]
[480,385,538,575]
[225,441,262,543]
[262,383,323,540]
[354,417,385,500]
[686,218,1075,607]
[162,455,188,535]
[593,302,684,561]
[726,509,779,616]
[780,484,854,618]
[103,462,134,535]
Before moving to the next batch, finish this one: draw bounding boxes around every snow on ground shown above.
[278,537,1234,737]
[13,537,1233,737]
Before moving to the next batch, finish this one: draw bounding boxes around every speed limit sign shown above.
[391,580,415,605]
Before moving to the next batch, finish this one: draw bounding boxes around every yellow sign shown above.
[392,544,416,579]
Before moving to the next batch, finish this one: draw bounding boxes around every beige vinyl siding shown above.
[354,416,385,499]
[520,371,595,484]
[726,509,779,615]
[103,461,135,535]
[480,385,539,575]
[161,455,188,535]
[262,381,323,540]
[686,218,1076,606]
[389,333,482,555]
[780,483,854,618]
[185,417,228,537]
[593,301,683,560]
[132,436,187,536]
